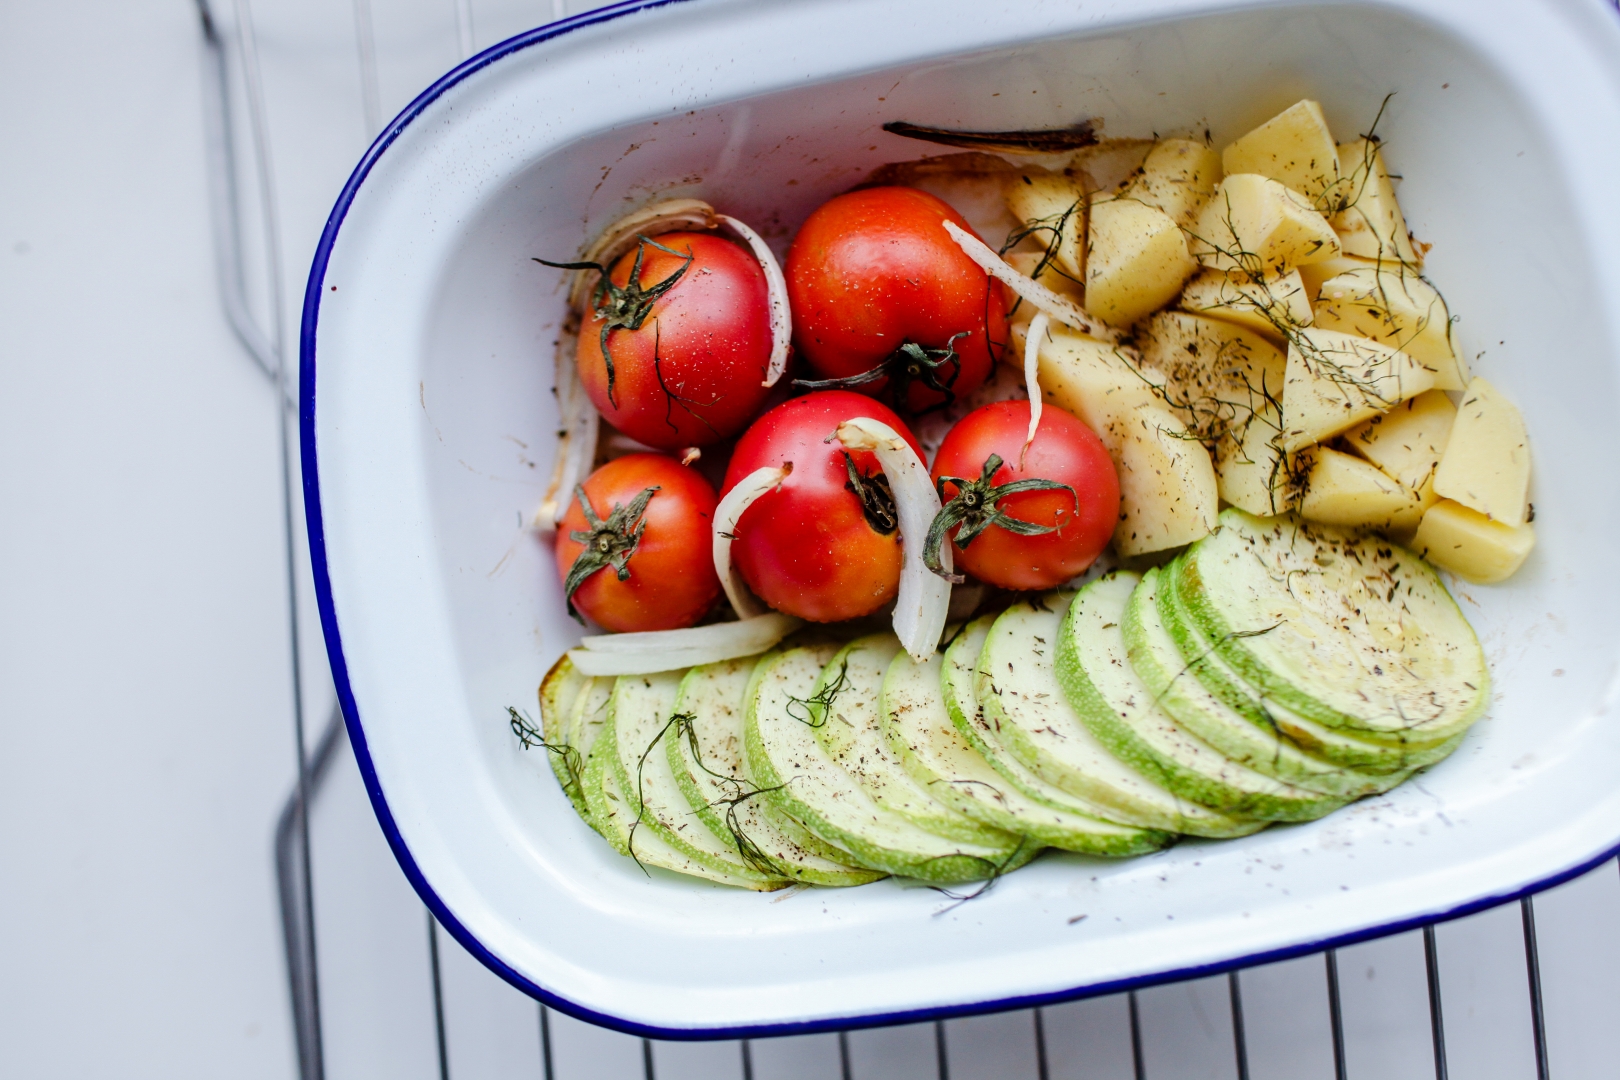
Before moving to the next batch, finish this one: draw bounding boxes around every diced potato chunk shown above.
[1086,197,1199,327]
[1119,138,1222,226]
[1222,100,1342,201]
[1135,311,1285,448]
[1214,396,1298,517]
[1098,403,1219,556]
[1280,328,1436,452]
[1005,170,1087,280]
[1343,388,1456,491]
[1004,250,1084,305]
[1412,499,1536,584]
[1178,268,1312,341]
[1037,327,1217,555]
[1329,138,1420,265]
[1432,377,1531,526]
[1298,446,1424,528]
[1386,477,1440,544]
[1313,266,1467,389]
[1297,252,1380,299]
[1034,327,1162,427]
[1190,174,1341,276]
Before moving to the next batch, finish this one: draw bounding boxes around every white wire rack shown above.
[194,2,1620,1077]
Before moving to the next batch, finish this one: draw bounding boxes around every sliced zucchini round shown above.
[609,671,790,889]
[1124,568,1393,798]
[1178,510,1488,744]
[814,635,1015,847]
[1059,572,1344,822]
[669,656,884,887]
[882,648,1168,856]
[538,654,590,818]
[746,645,1034,884]
[1159,557,1460,775]
[978,593,1264,838]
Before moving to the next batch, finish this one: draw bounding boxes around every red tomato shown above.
[928,401,1118,591]
[785,187,1007,413]
[721,390,925,622]
[573,232,773,450]
[555,453,721,632]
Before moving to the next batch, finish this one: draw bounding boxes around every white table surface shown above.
[3,2,1619,1077]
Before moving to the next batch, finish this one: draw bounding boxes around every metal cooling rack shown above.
[194,2,1620,1077]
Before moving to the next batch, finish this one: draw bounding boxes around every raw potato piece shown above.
[1135,311,1286,449]
[1386,477,1440,543]
[1178,268,1312,340]
[1216,397,1295,517]
[1280,328,1437,451]
[1222,100,1342,202]
[1190,174,1341,276]
[1005,250,1083,305]
[1005,169,1087,280]
[1412,499,1536,584]
[1120,138,1222,226]
[1313,266,1466,389]
[1298,446,1424,528]
[1331,138,1420,265]
[1035,328,1163,425]
[1086,197,1199,326]
[1297,253,1379,298]
[1343,388,1456,492]
[1433,377,1531,526]
[1098,403,1219,556]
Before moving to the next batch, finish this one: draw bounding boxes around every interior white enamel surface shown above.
[310,0,1620,1034]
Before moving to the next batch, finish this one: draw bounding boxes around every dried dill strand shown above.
[507,706,584,799]
[786,656,853,728]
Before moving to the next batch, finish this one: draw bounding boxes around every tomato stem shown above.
[562,484,659,622]
[923,454,1077,583]
[794,331,971,414]
[535,234,694,409]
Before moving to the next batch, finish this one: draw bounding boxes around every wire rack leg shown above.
[1228,971,1250,1080]
[1127,991,1145,1080]
[429,912,450,1080]
[838,1030,853,1080]
[539,1004,555,1080]
[740,1038,754,1080]
[1325,950,1348,1080]
[1423,924,1449,1080]
[1033,1007,1050,1080]
[1521,897,1551,1080]
[934,1019,950,1080]
[642,1037,656,1080]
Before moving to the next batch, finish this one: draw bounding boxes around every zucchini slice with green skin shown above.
[1060,572,1345,822]
[585,708,783,889]
[882,648,1169,856]
[944,616,1149,827]
[538,654,590,818]
[1126,569,1395,799]
[609,671,791,889]
[668,656,885,887]
[814,635,1017,847]
[747,645,1036,884]
[1159,556,1457,776]
[581,712,629,854]
[1178,510,1489,744]
[979,594,1265,838]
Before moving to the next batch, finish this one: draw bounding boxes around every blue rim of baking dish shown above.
[300,0,1620,1041]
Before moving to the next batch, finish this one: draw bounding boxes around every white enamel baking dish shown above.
[301,0,1620,1037]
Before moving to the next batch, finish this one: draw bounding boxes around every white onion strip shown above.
[712,465,791,619]
[716,214,792,388]
[834,418,950,663]
[568,198,717,310]
[941,219,1120,344]
[1021,311,1050,467]
[536,334,600,529]
[569,612,802,675]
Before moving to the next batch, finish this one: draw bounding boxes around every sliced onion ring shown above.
[714,215,792,388]
[1020,310,1051,467]
[536,333,600,529]
[834,418,950,663]
[567,198,718,311]
[569,612,802,676]
[713,465,791,619]
[941,219,1119,344]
